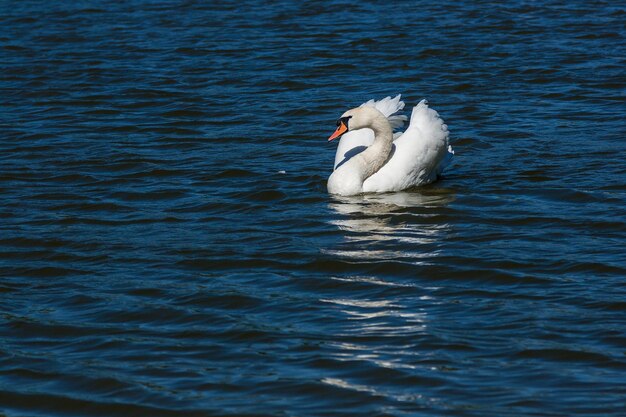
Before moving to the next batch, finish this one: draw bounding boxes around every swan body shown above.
[327,95,453,196]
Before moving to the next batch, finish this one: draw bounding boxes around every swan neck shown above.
[371,115,393,145]
[359,114,393,180]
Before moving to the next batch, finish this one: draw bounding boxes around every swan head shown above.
[328,106,385,141]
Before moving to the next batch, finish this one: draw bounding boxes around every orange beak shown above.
[328,121,348,141]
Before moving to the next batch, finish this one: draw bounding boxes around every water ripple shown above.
[1,0,625,416]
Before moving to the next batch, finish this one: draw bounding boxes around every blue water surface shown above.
[1,1,625,416]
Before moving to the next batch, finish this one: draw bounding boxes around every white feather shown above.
[333,95,407,170]
[362,99,451,192]
[328,96,453,195]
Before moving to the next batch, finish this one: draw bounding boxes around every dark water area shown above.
[1,0,625,416]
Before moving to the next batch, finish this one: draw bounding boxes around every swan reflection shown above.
[318,188,454,405]
[326,188,455,261]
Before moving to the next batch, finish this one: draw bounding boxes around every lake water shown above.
[1,1,625,416]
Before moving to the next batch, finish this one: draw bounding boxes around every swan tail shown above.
[408,100,453,177]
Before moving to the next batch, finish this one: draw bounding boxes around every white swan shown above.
[327,95,453,196]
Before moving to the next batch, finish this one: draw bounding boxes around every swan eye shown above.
[336,116,352,127]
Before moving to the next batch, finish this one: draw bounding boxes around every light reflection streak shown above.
[325,189,455,262]
[321,377,425,402]
[317,190,455,403]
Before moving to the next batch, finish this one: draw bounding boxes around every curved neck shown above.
[359,114,393,180]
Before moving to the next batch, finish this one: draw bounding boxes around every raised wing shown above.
[362,100,452,192]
